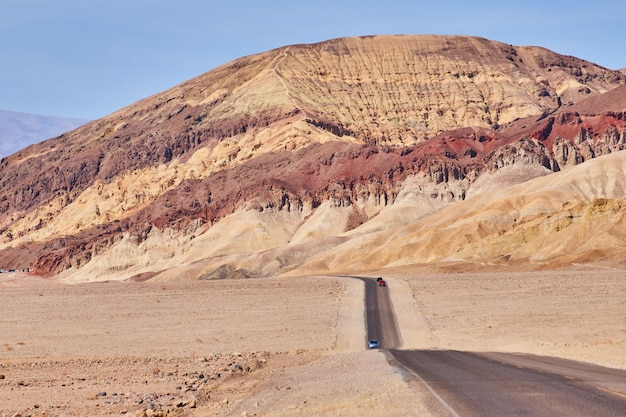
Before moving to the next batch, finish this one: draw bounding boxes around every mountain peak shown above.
[1,35,625,280]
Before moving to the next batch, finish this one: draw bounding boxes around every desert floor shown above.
[0,268,625,416]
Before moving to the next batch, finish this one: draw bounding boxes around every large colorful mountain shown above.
[1,35,625,282]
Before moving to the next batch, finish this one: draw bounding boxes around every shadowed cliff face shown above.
[0,35,625,280]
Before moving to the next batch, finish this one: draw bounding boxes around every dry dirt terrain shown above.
[1,268,625,416]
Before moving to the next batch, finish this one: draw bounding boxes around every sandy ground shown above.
[0,269,625,416]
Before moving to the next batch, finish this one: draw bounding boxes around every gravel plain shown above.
[1,268,625,416]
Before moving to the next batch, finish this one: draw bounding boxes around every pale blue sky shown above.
[2,0,624,120]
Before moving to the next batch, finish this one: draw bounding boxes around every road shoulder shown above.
[387,276,438,349]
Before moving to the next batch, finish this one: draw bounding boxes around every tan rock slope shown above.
[0,35,625,281]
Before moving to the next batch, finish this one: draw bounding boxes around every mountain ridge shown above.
[1,34,625,280]
[0,109,88,158]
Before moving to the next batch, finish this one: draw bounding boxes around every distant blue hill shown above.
[0,109,89,158]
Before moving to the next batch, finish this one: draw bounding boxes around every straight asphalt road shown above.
[359,275,626,417]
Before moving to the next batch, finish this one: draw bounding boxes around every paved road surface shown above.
[359,276,626,417]
[391,349,626,417]
[362,276,401,348]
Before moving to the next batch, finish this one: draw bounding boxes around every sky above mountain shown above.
[1,0,624,120]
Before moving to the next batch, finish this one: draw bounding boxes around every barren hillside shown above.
[0,35,625,281]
